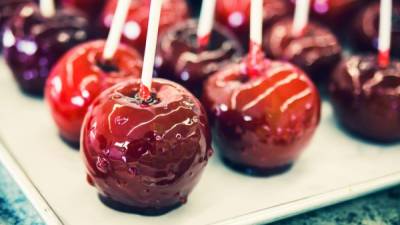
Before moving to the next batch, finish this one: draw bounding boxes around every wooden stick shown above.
[103,0,132,60]
[197,0,217,47]
[139,0,163,100]
[378,0,392,68]
[292,0,310,37]
[40,0,56,17]
[250,0,263,47]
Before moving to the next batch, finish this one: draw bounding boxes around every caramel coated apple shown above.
[203,54,320,175]
[330,55,400,142]
[264,18,342,83]
[156,19,243,96]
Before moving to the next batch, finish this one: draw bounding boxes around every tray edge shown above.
[212,171,400,225]
[0,138,63,225]
[1,134,400,225]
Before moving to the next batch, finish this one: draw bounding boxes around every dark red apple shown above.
[2,2,90,96]
[81,78,213,214]
[45,40,142,146]
[100,0,189,54]
[264,18,342,83]
[330,55,400,142]
[155,19,243,96]
[203,53,320,175]
[216,0,292,46]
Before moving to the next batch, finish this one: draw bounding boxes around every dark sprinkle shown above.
[131,91,160,106]
[96,60,120,73]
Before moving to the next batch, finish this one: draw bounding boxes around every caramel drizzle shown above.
[346,56,400,96]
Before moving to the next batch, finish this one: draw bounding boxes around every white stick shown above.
[378,0,392,54]
[250,0,263,46]
[102,0,132,60]
[292,0,310,37]
[197,0,217,45]
[140,0,163,91]
[40,0,56,17]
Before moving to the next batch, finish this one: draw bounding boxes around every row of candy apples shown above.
[0,0,399,214]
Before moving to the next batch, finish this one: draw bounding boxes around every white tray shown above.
[0,58,400,225]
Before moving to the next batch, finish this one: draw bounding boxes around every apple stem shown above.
[292,0,310,37]
[40,0,56,17]
[378,0,392,68]
[102,0,132,60]
[246,41,265,78]
[139,0,163,101]
[197,0,217,48]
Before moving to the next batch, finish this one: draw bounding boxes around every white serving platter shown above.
[0,58,400,225]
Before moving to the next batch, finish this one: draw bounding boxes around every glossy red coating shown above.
[203,57,321,175]
[264,18,342,82]
[62,0,106,20]
[100,0,189,54]
[81,78,213,213]
[216,0,292,46]
[2,3,90,96]
[45,40,142,145]
[155,19,243,95]
[330,55,400,142]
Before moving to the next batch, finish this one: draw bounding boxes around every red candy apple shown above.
[100,0,189,53]
[45,40,142,146]
[81,78,213,214]
[203,50,320,175]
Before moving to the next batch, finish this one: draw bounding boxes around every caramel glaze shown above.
[156,19,243,97]
[81,79,213,214]
[3,3,90,96]
[203,59,320,175]
[351,2,400,57]
[264,18,342,83]
[330,55,400,142]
